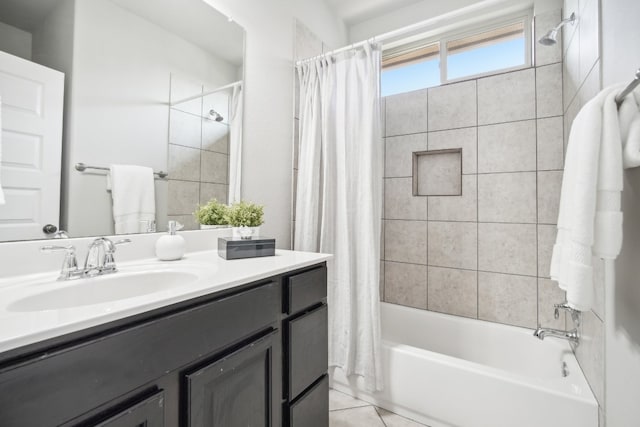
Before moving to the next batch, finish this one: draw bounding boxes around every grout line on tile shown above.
[386,125,475,138]
[476,79,480,319]
[534,63,539,328]
[374,407,390,427]
[384,170,562,180]
[424,91,430,311]
[329,405,374,413]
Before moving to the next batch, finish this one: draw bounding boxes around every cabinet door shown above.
[186,330,277,427]
[94,391,164,427]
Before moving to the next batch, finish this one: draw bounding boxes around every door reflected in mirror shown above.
[0,0,245,242]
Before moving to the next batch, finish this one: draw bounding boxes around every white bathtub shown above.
[330,302,598,427]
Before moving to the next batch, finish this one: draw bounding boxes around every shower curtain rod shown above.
[294,20,425,66]
[170,80,242,106]
[294,0,529,66]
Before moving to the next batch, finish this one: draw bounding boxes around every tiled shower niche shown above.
[413,149,462,196]
[381,60,566,331]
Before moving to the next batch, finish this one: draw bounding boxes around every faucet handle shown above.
[103,239,132,271]
[554,302,582,328]
[41,244,75,253]
[41,245,79,280]
[554,302,580,319]
[113,238,132,249]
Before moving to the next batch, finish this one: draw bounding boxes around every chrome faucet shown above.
[84,237,131,276]
[41,237,131,280]
[533,301,581,346]
[533,327,580,344]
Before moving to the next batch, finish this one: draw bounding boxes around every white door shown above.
[0,51,64,241]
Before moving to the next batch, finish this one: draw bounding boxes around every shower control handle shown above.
[553,302,579,319]
[554,302,581,330]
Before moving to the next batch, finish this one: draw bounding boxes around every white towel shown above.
[620,89,640,168]
[0,96,5,205]
[550,84,632,311]
[109,164,156,234]
[623,118,640,168]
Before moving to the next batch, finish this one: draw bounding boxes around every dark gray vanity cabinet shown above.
[185,330,278,427]
[282,266,329,427]
[0,261,328,427]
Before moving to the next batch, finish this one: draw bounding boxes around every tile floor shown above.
[329,389,430,427]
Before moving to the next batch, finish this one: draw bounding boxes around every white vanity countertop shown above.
[0,249,331,354]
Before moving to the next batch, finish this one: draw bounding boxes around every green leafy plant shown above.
[225,201,264,227]
[193,199,229,225]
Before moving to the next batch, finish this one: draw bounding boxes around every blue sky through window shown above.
[381,58,440,97]
[447,37,525,80]
[381,36,525,97]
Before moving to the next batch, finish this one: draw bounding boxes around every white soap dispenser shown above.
[155,221,185,261]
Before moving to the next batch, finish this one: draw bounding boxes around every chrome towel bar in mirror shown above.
[75,163,168,179]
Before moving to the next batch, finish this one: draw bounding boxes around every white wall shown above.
[202,0,347,248]
[0,21,32,60]
[601,1,640,425]
[62,0,237,237]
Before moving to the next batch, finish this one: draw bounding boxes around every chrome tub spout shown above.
[533,326,580,345]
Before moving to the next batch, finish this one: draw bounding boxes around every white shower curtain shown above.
[228,83,243,203]
[295,42,384,391]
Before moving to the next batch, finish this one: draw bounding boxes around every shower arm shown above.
[552,12,576,33]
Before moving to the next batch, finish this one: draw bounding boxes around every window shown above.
[446,22,526,80]
[381,43,440,97]
[381,13,531,97]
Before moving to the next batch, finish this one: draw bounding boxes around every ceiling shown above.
[0,0,244,66]
[111,0,244,66]
[325,0,428,25]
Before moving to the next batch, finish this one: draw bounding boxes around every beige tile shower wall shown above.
[167,81,230,230]
[382,21,567,333]
[562,0,605,421]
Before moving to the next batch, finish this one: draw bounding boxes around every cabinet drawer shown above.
[288,375,328,427]
[285,266,326,314]
[94,391,165,427]
[286,305,328,399]
[0,282,279,427]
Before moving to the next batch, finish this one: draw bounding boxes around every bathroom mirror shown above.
[0,0,245,242]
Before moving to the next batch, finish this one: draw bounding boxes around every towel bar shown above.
[615,68,640,107]
[75,163,168,179]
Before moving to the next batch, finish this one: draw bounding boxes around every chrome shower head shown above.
[538,12,576,46]
[209,109,224,122]
[539,29,559,46]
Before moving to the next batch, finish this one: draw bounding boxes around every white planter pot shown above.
[232,226,260,239]
[200,224,229,230]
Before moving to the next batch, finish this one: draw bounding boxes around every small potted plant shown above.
[194,199,229,229]
[226,201,264,239]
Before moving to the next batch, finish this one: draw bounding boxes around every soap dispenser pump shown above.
[155,221,185,261]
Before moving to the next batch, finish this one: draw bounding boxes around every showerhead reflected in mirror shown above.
[0,0,245,241]
[209,110,225,122]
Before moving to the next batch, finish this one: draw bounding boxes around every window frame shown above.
[381,9,533,90]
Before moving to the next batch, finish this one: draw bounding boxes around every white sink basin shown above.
[7,267,204,312]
